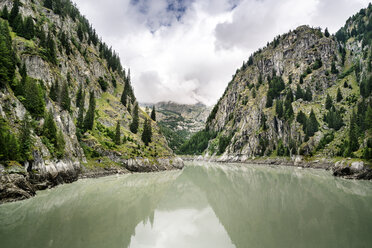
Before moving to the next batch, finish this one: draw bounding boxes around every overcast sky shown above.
[73,0,370,105]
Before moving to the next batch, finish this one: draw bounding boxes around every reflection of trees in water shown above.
[1,164,371,248]
[186,163,372,248]
[0,171,181,248]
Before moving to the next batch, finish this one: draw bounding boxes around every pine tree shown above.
[121,87,128,107]
[299,75,304,84]
[325,106,344,131]
[77,91,85,130]
[336,88,343,102]
[296,84,304,100]
[366,106,372,130]
[24,78,45,118]
[38,26,47,48]
[49,80,60,102]
[286,89,294,103]
[60,82,71,112]
[0,20,16,87]
[130,103,139,133]
[44,0,53,9]
[306,109,319,137]
[275,100,283,118]
[24,16,35,40]
[324,28,330,37]
[348,110,359,152]
[9,0,20,26]
[0,119,19,161]
[55,130,65,158]
[296,110,307,131]
[76,83,83,108]
[141,118,152,146]
[121,79,129,107]
[114,121,121,145]
[1,6,9,20]
[252,88,256,98]
[284,99,294,121]
[13,14,24,36]
[260,113,267,130]
[266,94,273,108]
[84,91,96,131]
[46,32,57,64]
[19,113,33,162]
[304,86,312,101]
[7,132,19,161]
[43,110,57,145]
[258,73,263,85]
[77,24,84,41]
[151,105,156,121]
[325,94,333,110]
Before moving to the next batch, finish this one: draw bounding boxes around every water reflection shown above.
[1,162,372,248]
[0,171,181,248]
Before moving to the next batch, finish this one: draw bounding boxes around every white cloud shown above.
[73,0,370,105]
[129,208,234,248]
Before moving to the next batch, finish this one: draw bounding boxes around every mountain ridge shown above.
[181,6,372,166]
[140,101,211,152]
[0,0,182,203]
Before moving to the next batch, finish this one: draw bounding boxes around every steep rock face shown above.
[0,0,182,203]
[206,26,338,157]
[204,7,372,161]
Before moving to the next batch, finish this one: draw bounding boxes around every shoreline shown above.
[2,155,371,204]
[180,155,372,180]
[0,157,184,204]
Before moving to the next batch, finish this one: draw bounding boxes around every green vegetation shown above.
[266,74,285,107]
[218,134,233,155]
[178,130,217,155]
[0,118,20,162]
[42,110,65,158]
[324,107,344,130]
[19,113,33,162]
[0,0,174,170]
[120,72,135,107]
[114,121,121,145]
[324,27,330,37]
[316,132,334,151]
[61,82,71,112]
[49,80,59,102]
[84,91,96,131]
[151,106,156,121]
[98,76,108,91]
[306,109,319,138]
[0,20,15,88]
[130,103,139,133]
[141,118,152,146]
[23,77,46,118]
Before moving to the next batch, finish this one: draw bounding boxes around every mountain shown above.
[0,0,182,203]
[182,5,372,161]
[140,101,211,152]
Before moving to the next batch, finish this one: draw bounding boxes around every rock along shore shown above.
[0,157,184,204]
[181,155,372,180]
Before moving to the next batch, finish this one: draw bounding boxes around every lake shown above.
[1,161,372,247]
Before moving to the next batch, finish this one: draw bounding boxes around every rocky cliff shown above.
[189,5,372,165]
[0,0,182,203]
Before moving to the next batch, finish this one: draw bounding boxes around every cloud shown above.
[73,0,370,105]
[129,208,234,248]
